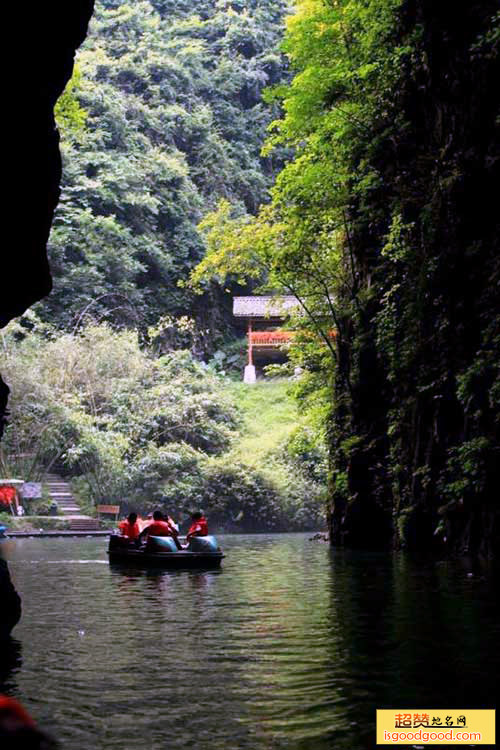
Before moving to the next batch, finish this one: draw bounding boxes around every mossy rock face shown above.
[396,506,435,553]
[339,496,392,549]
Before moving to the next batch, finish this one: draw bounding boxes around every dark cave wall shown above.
[0,1,95,433]
[2,1,95,328]
[0,1,94,637]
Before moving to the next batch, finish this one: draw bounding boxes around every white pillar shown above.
[244,364,256,383]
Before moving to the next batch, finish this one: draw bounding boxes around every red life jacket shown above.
[118,520,140,540]
[187,517,208,537]
[0,695,36,728]
[144,520,174,537]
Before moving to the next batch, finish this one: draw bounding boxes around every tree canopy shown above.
[43,0,289,331]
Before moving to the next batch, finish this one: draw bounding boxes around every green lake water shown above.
[1,534,498,749]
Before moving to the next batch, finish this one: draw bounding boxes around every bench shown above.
[96,504,120,522]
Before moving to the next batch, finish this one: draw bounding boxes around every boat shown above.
[107,533,224,569]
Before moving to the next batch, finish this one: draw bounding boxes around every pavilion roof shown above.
[233,295,300,318]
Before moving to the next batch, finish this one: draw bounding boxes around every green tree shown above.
[41,0,290,333]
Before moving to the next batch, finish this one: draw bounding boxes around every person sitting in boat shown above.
[164,511,179,533]
[118,512,140,541]
[186,511,208,540]
[138,510,182,549]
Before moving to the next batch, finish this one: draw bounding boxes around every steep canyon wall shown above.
[329,0,500,557]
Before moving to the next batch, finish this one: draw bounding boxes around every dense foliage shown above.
[0,0,330,534]
[193,0,500,555]
[42,0,289,333]
[0,320,324,531]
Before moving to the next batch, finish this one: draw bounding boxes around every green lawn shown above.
[225,379,298,468]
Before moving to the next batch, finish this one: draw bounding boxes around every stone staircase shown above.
[67,518,100,531]
[44,473,100,531]
[45,474,82,515]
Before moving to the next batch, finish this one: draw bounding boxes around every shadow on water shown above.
[320,548,500,749]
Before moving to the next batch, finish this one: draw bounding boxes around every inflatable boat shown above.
[107,534,224,569]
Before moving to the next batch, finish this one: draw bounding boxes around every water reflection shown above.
[325,550,500,748]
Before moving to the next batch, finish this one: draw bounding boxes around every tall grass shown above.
[225,379,297,468]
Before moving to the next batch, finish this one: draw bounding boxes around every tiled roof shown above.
[233,295,300,318]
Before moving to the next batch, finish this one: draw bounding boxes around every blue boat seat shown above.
[147,535,179,553]
[187,535,218,553]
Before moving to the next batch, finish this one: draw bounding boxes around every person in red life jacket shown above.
[138,510,182,549]
[186,511,208,540]
[0,695,57,749]
[118,512,140,541]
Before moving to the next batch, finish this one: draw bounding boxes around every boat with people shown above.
[107,533,224,568]
[108,508,224,568]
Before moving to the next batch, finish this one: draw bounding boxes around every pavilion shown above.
[233,295,301,382]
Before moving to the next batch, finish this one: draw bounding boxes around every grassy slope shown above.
[224,379,297,472]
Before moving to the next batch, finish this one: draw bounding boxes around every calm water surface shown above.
[1,534,499,749]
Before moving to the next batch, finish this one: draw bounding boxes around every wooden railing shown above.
[249,331,294,346]
[248,330,336,346]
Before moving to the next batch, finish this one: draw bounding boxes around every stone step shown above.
[69,519,100,531]
[43,473,85,517]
